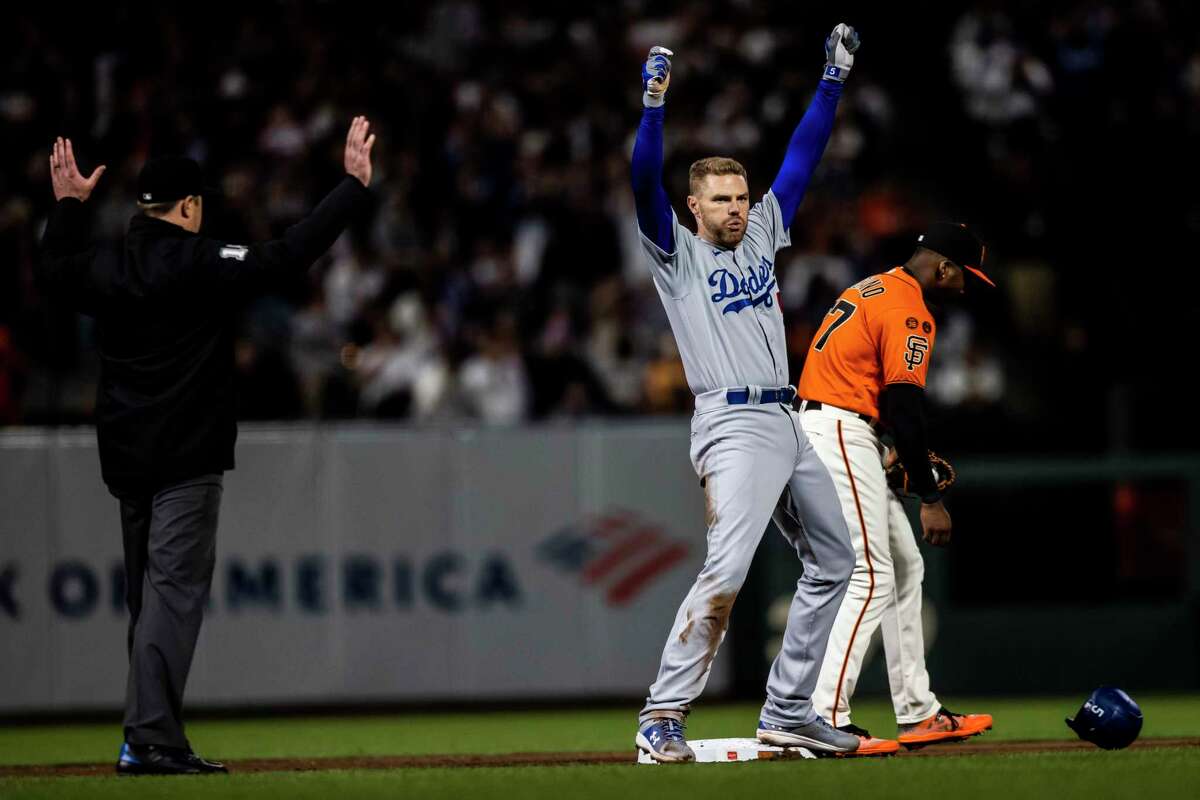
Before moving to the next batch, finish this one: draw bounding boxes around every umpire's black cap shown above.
[136,156,217,204]
[917,222,994,288]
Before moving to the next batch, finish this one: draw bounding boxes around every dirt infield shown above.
[5,738,1198,778]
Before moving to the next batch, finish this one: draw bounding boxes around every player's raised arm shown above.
[769,24,860,224]
[631,46,675,254]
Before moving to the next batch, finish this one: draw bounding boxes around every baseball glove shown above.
[886,451,957,495]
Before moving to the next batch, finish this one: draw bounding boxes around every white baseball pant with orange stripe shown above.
[800,402,940,727]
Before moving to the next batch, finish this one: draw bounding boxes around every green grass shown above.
[2,695,1198,799]
[1,751,1198,800]
[4,694,1199,765]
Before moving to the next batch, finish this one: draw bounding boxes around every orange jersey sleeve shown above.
[874,306,936,389]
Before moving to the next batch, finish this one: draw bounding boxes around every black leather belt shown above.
[726,386,797,405]
[797,399,877,426]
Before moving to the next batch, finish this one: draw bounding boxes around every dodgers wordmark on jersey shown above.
[639,191,791,395]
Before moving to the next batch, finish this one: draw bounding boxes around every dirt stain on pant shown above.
[679,610,694,645]
[703,592,737,667]
[678,591,738,670]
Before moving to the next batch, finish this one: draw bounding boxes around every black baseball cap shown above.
[136,156,217,204]
[917,222,994,288]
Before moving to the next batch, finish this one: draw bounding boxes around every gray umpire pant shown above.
[118,473,223,750]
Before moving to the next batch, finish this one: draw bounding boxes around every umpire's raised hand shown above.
[344,116,377,187]
[49,137,106,202]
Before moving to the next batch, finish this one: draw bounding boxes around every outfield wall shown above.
[0,423,728,712]
[736,455,1200,697]
[3,425,1197,714]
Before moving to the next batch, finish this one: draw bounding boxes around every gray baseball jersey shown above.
[639,190,791,394]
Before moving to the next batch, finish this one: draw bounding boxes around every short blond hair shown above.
[688,157,748,195]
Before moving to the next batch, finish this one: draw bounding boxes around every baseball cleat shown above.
[898,706,993,749]
[116,742,228,776]
[636,717,696,763]
[835,724,901,757]
[757,717,860,754]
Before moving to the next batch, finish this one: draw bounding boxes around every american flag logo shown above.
[537,511,690,606]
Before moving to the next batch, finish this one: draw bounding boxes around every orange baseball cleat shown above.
[897,707,993,749]
[835,724,901,757]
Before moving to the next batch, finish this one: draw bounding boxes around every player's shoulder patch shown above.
[219,244,248,261]
[905,316,919,329]
[904,334,931,371]
[922,321,933,334]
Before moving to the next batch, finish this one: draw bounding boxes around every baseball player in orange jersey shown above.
[796,222,995,749]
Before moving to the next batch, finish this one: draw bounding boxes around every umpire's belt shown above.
[694,385,796,412]
[796,398,878,428]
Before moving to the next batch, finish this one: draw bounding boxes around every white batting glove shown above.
[823,23,860,82]
[642,46,673,108]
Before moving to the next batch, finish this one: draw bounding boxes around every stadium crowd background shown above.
[2,1,1197,454]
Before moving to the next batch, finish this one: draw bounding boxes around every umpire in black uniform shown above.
[38,118,377,775]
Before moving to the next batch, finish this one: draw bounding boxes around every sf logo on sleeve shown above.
[904,335,930,371]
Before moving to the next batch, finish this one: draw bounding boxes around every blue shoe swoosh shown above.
[118,743,141,765]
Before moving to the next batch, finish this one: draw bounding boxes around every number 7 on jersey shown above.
[813,299,857,351]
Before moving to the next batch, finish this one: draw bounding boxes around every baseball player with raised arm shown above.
[799,222,995,749]
[631,24,899,763]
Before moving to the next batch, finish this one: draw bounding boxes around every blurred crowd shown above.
[2,1,1197,452]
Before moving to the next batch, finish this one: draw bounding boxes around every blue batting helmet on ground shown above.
[1065,686,1143,750]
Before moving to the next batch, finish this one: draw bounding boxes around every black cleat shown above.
[116,742,228,776]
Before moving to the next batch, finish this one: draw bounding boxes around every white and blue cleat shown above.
[757,717,861,754]
[636,717,696,763]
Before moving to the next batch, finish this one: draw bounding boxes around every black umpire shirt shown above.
[38,176,370,494]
